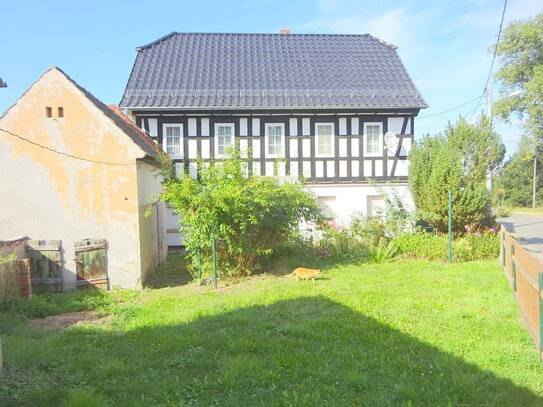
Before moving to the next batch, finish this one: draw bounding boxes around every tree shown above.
[409,116,504,232]
[494,135,543,207]
[159,150,320,276]
[494,13,543,141]
[445,115,505,183]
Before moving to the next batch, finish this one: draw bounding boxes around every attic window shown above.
[45,107,52,118]
[58,107,64,118]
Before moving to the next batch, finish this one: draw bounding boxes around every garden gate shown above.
[75,239,109,290]
[28,240,62,293]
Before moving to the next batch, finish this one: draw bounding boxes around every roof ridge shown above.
[137,31,177,51]
[135,32,380,50]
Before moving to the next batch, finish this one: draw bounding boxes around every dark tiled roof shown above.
[120,32,427,110]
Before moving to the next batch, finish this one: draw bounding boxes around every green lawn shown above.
[1,259,542,406]
[512,207,543,217]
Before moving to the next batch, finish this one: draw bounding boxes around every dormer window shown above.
[45,107,52,118]
[58,107,64,118]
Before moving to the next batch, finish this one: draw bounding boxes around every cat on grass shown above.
[288,268,321,281]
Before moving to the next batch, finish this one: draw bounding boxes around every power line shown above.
[417,95,481,120]
[0,127,135,166]
[468,0,508,122]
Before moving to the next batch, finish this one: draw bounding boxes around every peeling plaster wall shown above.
[0,68,149,289]
[136,159,167,284]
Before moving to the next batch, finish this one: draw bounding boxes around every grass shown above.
[1,258,542,406]
[511,207,543,217]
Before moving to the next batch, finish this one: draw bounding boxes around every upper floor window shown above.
[363,123,383,157]
[316,123,334,157]
[265,123,285,158]
[163,124,183,158]
[215,123,235,158]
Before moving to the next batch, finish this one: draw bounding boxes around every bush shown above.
[392,232,448,261]
[455,231,500,261]
[350,215,388,248]
[391,228,500,262]
[315,221,370,265]
[409,116,504,233]
[160,150,320,276]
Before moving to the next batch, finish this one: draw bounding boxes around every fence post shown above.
[212,225,217,289]
[447,190,452,263]
[510,244,516,292]
[501,231,506,267]
[539,272,543,356]
[17,259,31,298]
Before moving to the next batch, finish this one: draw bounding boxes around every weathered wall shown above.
[0,68,148,289]
[136,159,167,284]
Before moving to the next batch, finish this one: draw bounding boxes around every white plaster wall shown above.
[136,160,167,284]
[0,141,143,289]
[304,183,414,225]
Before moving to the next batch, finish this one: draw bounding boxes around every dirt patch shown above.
[30,311,112,330]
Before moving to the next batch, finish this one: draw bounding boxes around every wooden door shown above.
[74,239,109,290]
[28,240,63,293]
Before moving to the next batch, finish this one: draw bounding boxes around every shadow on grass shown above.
[4,297,541,406]
[144,251,194,289]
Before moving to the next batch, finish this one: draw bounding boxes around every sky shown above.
[1,0,541,156]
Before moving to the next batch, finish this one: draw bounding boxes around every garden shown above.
[1,144,542,407]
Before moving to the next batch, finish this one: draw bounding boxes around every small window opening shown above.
[45,107,52,118]
[58,107,64,118]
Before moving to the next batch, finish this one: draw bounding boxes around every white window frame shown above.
[315,123,335,158]
[363,122,383,157]
[264,123,285,158]
[214,123,235,158]
[163,124,183,159]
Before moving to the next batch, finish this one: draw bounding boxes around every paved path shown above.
[497,213,543,255]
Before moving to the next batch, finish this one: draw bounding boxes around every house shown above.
[119,32,427,244]
[0,67,167,290]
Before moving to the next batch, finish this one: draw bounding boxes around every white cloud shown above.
[296,6,440,52]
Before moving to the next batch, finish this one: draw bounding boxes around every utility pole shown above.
[486,84,493,192]
[487,83,492,119]
[533,156,537,209]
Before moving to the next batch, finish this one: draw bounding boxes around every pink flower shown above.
[327,253,332,257]
[318,255,323,258]
[474,233,482,237]
[464,225,470,231]
[489,228,495,233]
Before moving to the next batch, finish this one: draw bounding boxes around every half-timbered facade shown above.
[120,32,427,245]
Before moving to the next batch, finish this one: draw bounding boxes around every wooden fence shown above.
[500,225,543,357]
[0,259,31,299]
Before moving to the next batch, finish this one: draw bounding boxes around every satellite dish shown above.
[384,131,397,151]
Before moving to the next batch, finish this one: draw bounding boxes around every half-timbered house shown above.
[119,32,427,245]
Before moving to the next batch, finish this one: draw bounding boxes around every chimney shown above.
[280,29,291,34]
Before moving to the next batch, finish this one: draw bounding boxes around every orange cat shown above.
[289,267,320,281]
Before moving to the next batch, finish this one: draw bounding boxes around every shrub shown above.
[392,232,448,261]
[315,223,370,265]
[456,231,500,261]
[350,215,388,248]
[160,150,320,276]
[409,116,504,233]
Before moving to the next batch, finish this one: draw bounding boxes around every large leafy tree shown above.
[409,116,504,232]
[494,12,543,140]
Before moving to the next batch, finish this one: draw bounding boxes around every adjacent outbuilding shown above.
[0,67,167,290]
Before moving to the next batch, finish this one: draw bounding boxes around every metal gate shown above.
[74,239,109,290]
[28,240,62,293]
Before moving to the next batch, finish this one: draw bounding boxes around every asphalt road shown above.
[497,213,543,255]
